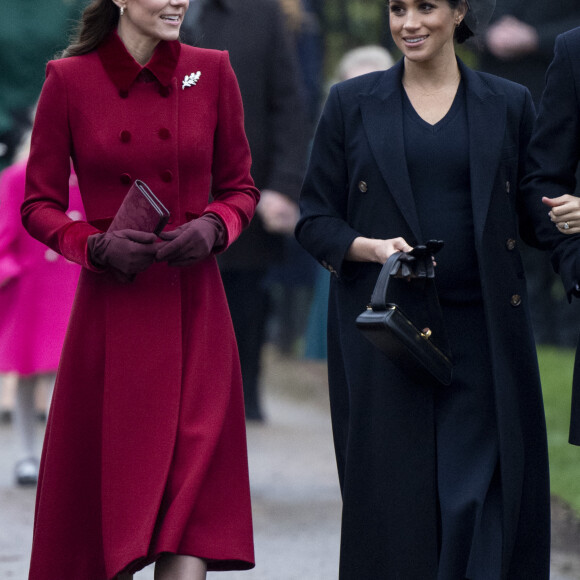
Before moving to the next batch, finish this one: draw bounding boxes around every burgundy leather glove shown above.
[87,229,158,278]
[156,213,226,267]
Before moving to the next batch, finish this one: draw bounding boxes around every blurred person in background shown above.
[0,130,84,486]
[296,0,551,576]
[0,0,88,422]
[0,0,87,171]
[303,44,395,361]
[21,0,259,576]
[181,0,310,422]
[279,0,324,124]
[335,44,395,82]
[478,0,580,347]
[265,0,323,358]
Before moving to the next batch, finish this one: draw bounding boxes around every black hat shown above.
[464,0,496,34]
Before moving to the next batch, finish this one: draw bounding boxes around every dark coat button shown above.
[119,89,129,99]
[358,181,368,193]
[120,173,132,185]
[161,170,173,183]
[120,130,131,143]
[158,128,171,140]
[159,86,170,98]
[506,238,516,251]
[510,294,522,307]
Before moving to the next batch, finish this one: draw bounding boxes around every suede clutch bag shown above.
[355,248,453,386]
[108,179,170,235]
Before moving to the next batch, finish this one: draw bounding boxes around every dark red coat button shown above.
[159,86,170,98]
[120,173,132,185]
[158,128,171,140]
[119,89,129,99]
[120,130,131,143]
[161,170,173,183]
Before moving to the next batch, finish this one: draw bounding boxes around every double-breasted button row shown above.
[510,294,522,307]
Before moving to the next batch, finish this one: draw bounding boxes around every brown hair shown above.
[61,0,119,58]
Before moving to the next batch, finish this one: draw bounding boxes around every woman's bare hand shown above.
[542,195,580,234]
[346,236,413,263]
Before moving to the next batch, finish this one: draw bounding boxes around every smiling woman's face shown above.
[388,0,465,64]
[116,0,189,61]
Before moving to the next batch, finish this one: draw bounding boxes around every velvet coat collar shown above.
[97,30,181,93]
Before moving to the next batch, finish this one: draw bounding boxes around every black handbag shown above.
[355,249,453,386]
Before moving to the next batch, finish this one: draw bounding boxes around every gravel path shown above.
[0,350,579,579]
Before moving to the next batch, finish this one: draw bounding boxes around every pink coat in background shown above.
[0,160,83,375]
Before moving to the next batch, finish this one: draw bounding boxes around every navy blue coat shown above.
[296,59,550,578]
[523,27,580,445]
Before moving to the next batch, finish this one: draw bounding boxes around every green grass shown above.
[537,345,580,514]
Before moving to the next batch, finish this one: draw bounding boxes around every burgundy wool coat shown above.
[22,31,259,579]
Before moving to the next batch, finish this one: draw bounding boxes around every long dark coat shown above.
[22,33,259,579]
[181,0,309,270]
[296,59,550,578]
[522,27,580,445]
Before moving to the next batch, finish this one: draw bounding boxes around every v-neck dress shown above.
[403,83,502,578]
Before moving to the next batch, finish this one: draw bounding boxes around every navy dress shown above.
[403,83,502,579]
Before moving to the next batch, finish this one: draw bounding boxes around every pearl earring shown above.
[120,5,125,16]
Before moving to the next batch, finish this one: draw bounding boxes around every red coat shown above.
[22,32,259,579]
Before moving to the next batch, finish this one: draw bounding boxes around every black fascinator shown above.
[464,0,496,34]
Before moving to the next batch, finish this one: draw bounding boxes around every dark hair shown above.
[60,0,119,58]
[446,0,474,44]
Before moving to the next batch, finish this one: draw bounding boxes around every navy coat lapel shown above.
[360,60,424,243]
[461,61,506,243]
[360,59,507,246]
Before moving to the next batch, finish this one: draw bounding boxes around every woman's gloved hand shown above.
[156,213,226,267]
[87,229,158,277]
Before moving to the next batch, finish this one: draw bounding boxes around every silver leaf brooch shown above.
[182,71,201,90]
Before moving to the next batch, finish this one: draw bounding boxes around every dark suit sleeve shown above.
[521,32,580,298]
[295,85,360,278]
[262,0,309,201]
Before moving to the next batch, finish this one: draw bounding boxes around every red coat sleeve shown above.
[21,62,100,270]
[202,51,260,249]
